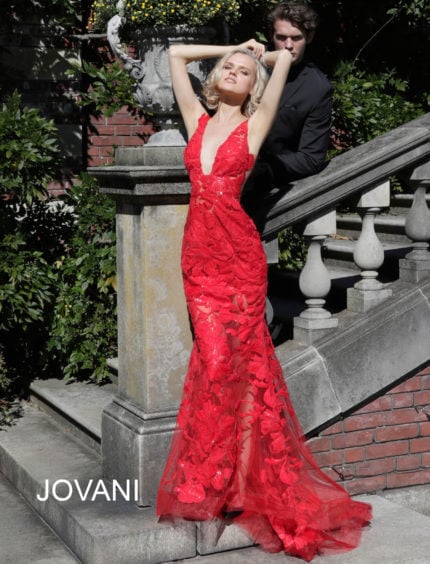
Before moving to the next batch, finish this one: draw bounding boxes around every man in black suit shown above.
[260,2,333,186]
[243,2,332,204]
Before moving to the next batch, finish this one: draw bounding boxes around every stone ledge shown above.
[278,276,430,435]
[30,378,117,453]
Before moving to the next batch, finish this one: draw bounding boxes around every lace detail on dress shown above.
[156,112,371,561]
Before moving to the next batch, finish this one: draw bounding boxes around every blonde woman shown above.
[156,40,371,561]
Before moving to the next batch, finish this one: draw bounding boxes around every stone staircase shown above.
[2,378,430,563]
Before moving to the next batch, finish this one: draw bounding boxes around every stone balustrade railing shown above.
[258,113,430,343]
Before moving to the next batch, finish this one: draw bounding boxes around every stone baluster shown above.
[347,181,392,312]
[399,161,430,282]
[294,210,338,345]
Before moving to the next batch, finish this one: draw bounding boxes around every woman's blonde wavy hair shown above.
[202,48,269,117]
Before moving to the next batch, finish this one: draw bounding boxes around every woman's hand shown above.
[238,39,266,59]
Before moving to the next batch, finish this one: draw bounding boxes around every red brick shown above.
[108,114,139,125]
[422,375,430,389]
[93,125,115,135]
[390,376,422,394]
[306,436,331,453]
[320,467,343,483]
[320,420,343,436]
[90,115,107,126]
[87,146,100,156]
[374,423,419,443]
[97,146,115,157]
[420,421,430,436]
[355,458,396,478]
[119,136,146,146]
[344,447,365,464]
[313,450,344,468]
[391,392,414,408]
[414,390,430,406]
[417,365,430,377]
[366,441,409,460]
[396,454,422,471]
[343,475,386,495]
[343,412,385,432]
[355,396,392,414]
[332,430,374,449]
[387,469,430,489]
[91,136,116,146]
[410,437,430,453]
[422,453,430,467]
[115,125,134,135]
[385,408,425,426]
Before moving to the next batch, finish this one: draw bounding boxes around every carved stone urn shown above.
[107,0,215,146]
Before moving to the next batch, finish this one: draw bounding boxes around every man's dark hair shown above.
[266,2,319,36]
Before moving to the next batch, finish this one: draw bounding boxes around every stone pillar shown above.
[293,210,338,345]
[399,161,430,282]
[90,148,192,507]
[347,181,392,312]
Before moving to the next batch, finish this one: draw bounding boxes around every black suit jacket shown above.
[259,60,333,185]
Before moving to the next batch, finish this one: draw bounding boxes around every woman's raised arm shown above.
[247,49,292,156]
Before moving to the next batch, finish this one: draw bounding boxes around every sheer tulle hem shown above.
[157,499,371,562]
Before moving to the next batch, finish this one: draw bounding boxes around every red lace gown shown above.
[156,113,371,561]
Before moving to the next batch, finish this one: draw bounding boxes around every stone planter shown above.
[107,10,215,145]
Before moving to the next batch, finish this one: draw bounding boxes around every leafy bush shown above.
[0,232,57,383]
[0,91,64,398]
[46,174,117,383]
[330,62,427,154]
[69,60,139,118]
[0,92,117,396]
[0,91,62,202]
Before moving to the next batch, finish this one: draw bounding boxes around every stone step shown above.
[0,472,80,563]
[0,403,252,564]
[30,378,117,453]
[170,494,430,563]
[391,192,430,210]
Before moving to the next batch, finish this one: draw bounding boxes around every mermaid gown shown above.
[156,113,371,561]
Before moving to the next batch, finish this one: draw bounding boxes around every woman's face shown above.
[217,53,256,99]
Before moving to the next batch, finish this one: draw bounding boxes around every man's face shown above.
[272,19,311,65]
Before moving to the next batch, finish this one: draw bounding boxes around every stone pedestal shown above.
[90,147,192,507]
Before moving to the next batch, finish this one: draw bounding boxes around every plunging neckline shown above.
[198,114,249,176]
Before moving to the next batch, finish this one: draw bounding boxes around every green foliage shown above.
[0,92,64,395]
[46,174,117,383]
[68,60,139,117]
[0,87,116,389]
[0,345,23,426]
[278,227,307,272]
[0,92,62,202]
[90,0,242,30]
[5,1,83,33]
[330,61,426,154]
[0,176,117,391]
[387,0,430,23]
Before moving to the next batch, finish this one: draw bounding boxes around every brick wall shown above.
[87,106,154,167]
[307,364,430,495]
